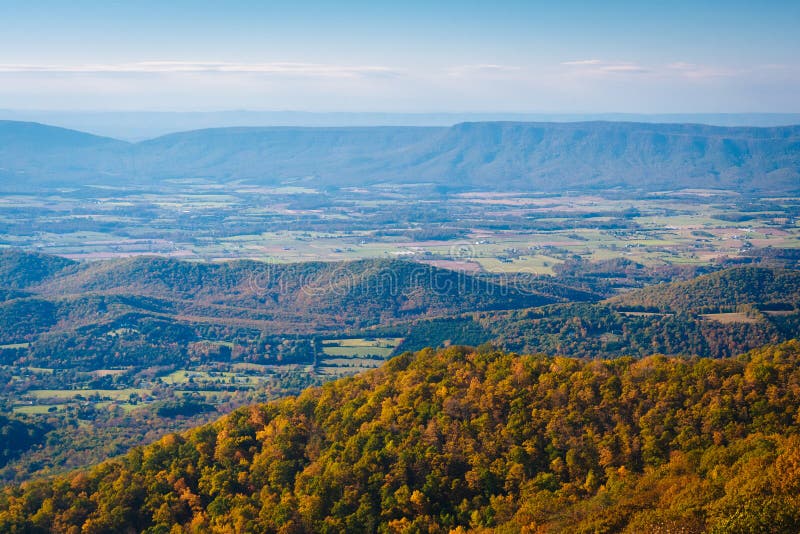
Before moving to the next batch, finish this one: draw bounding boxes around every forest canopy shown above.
[3,340,800,533]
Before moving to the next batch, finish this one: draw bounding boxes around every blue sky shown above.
[0,0,798,112]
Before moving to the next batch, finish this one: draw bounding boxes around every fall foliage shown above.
[4,340,800,532]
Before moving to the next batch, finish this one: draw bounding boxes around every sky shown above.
[0,0,798,113]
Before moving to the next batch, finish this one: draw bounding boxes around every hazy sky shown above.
[1,0,798,112]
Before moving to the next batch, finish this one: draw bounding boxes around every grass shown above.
[317,366,378,376]
[159,370,194,384]
[701,312,761,324]
[13,405,60,415]
[24,367,55,374]
[317,338,397,375]
[322,346,393,357]
[0,343,31,349]
[159,369,269,387]
[620,311,673,317]
[318,357,382,367]
[230,362,274,372]
[321,337,402,357]
[92,369,129,377]
[323,337,403,347]
[176,390,246,403]
[27,388,151,401]
[93,401,140,413]
[475,256,562,275]
[317,338,401,374]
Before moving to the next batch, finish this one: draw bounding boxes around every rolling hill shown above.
[610,266,800,312]
[3,341,800,532]
[0,252,570,363]
[0,121,130,186]
[0,249,77,290]
[2,254,796,367]
[394,266,800,359]
[25,255,561,328]
[2,120,799,193]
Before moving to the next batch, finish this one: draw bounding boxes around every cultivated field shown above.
[2,185,797,273]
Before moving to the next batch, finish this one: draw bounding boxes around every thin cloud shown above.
[561,59,603,66]
[563,59,792,80]
[447,64,523,77]
[0,61,402,79]
[562,59,649,75]
[665,61,800,80]
[600,64,649,74]
[666,62,750,79]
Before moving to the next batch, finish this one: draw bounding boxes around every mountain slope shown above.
[2,120,799,193]
[0,253,568,361]
[0,121,131,186]
[3,341,800,532]
[610,266,800,312]
[397,301,789,359]
[381,121,800,191]
[0,249,77,290]
[110,121,800,192]
[131,126,439,183]
[393,266,800,359]
[30,256,559,327]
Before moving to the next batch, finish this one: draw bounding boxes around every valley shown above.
[0,120,798,531]
[0,247,798,483]
[0,0,800,534]
[3,0,800,529]
[1,183,798,272]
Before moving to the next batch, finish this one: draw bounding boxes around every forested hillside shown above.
[0,252,580,481]
[30,256,560,325]
[396,266,800,358]
[0,415,51,470]
[3,341,800,533]
[0,121,128,187]
[3,120,800,193]
[3,254,796,370]
[610,266,800,312]
[1,251,797,487]
[0,254,567,369]
[397,302,793,359]
[0,250,76,290]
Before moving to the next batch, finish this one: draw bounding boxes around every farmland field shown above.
[1,184,796,272]
[321,337,402,357]
[701,312,762,324]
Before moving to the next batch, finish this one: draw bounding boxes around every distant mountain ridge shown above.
[3,110,800,140]
[1,120,799,193]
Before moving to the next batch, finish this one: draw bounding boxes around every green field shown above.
[12,405,60,415]
[316,338,403,377]
[316,361,383,376]
[159,369,269,387]
[27,388,151,401]
[3,185,797,269]
[321,338,402,358]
